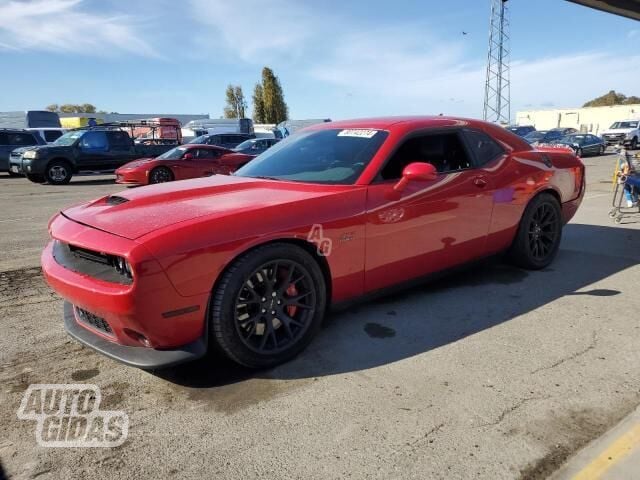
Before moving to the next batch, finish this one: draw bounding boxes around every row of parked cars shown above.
[1,124,280,185]
[506,119,640,157]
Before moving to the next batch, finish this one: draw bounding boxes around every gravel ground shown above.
[1,157,639,480]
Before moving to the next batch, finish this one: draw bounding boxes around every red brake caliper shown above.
[286,284,298,317]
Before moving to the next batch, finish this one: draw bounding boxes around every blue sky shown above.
[0,0,639,120]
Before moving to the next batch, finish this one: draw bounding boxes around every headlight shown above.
[112,256,133,279]
[23,150,38,159]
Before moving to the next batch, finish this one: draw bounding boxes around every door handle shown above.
[473,176,488,188]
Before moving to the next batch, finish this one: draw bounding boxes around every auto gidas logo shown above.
[17,384,128,447]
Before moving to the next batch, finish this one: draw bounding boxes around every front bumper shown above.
[43,214,210,368]
[64,302,206,369]
[115,169,147,185]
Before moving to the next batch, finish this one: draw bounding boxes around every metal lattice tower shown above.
[483,0,511,124]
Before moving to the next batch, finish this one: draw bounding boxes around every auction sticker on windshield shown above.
[337,129,379,138]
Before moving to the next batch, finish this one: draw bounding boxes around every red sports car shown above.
[115,144,253,185]
[42,117,584,369]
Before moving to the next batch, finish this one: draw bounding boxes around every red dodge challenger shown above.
[115,144,253,185]
[42,117,584,369]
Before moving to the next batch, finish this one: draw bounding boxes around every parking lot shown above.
[1,154,639,479]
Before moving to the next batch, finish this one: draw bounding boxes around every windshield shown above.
[53,130,85,146]
[235,128,389,184]
[234,139,257,150]
[610,121,638,129]
[156,146,188,160]
[188,135,209,144]
[524,131,545,141]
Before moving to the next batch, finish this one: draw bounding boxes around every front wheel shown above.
[631,137,638,150]
[599,145,605,156]
[210,243,327,369]
[149,166,174,184]
[44,160,72,185]
[508,193,563,270]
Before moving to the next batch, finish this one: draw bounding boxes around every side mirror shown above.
[393,162,438,192]
[183,153,194,160]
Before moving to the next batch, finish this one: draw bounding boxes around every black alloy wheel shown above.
[234,260,316,355]
[509,193,562,270]
[210,243,326,368]
[149,167,174,184]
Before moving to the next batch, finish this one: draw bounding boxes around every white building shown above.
[515,104,640,135]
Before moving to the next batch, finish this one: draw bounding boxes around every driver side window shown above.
[379,132,472,180]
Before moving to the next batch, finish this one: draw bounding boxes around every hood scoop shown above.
[105,195,129,206]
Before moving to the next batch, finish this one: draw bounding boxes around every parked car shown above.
[0,128,46,175]
[506,125,536,137]
[233,138,279,155]
[524,128,576,145]
[187,133,255,149]
[600,120,640,149]
[10,125,180,185]
[42,117,585,370]
[550,134,606,157]
[27,127,67,144]
[115,144,253,185]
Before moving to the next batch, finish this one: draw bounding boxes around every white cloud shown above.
[0,0,157,57]
[189,0,319,62]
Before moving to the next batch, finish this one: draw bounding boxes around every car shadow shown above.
[67,178,116,186]
[154,223,640,388]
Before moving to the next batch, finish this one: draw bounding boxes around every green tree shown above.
[223,85,247,119]
[80,103,97,113]
[260,67,288,124]
[583,90,640,107]
[59,104,77,113]
[45,104,59,112]
[252,84,265,123]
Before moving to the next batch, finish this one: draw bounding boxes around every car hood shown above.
[62,175,349,240]
[117,157,154,169]
[602,128,635,135]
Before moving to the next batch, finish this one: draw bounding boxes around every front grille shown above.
[75,306,113,335]
[52,240,133,285]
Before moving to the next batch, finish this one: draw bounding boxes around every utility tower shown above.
[483,0,511,125]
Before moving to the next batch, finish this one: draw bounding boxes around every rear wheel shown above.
[26,174,45,183]
[509,193,563,270]
[44,160,72,185]
[210,243,326,368]
[149,166,174,184]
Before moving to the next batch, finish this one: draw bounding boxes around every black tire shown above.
[7,171,22,177]
[210,243,327,369]
[508,193,563,270]
[631,137,638,150]
[576,147,583,157]
[26,173,45,183]
[149,166,174,184]
[44,160,72,185]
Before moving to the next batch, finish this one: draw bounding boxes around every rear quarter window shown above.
[44,131,63,142]
[7,132,38,146]
[464,130,505,167]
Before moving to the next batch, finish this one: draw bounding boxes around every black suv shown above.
[0,129,45,175]
[188,133,255,149]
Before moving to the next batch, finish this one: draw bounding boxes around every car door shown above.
[584,135,600,154]
[106,131,134,168]
[364,130,496,292]
[0,132,10,169]
[192,148,222,176]
[77,131,111,169]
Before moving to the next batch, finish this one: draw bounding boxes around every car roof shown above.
[185,144,232,151]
